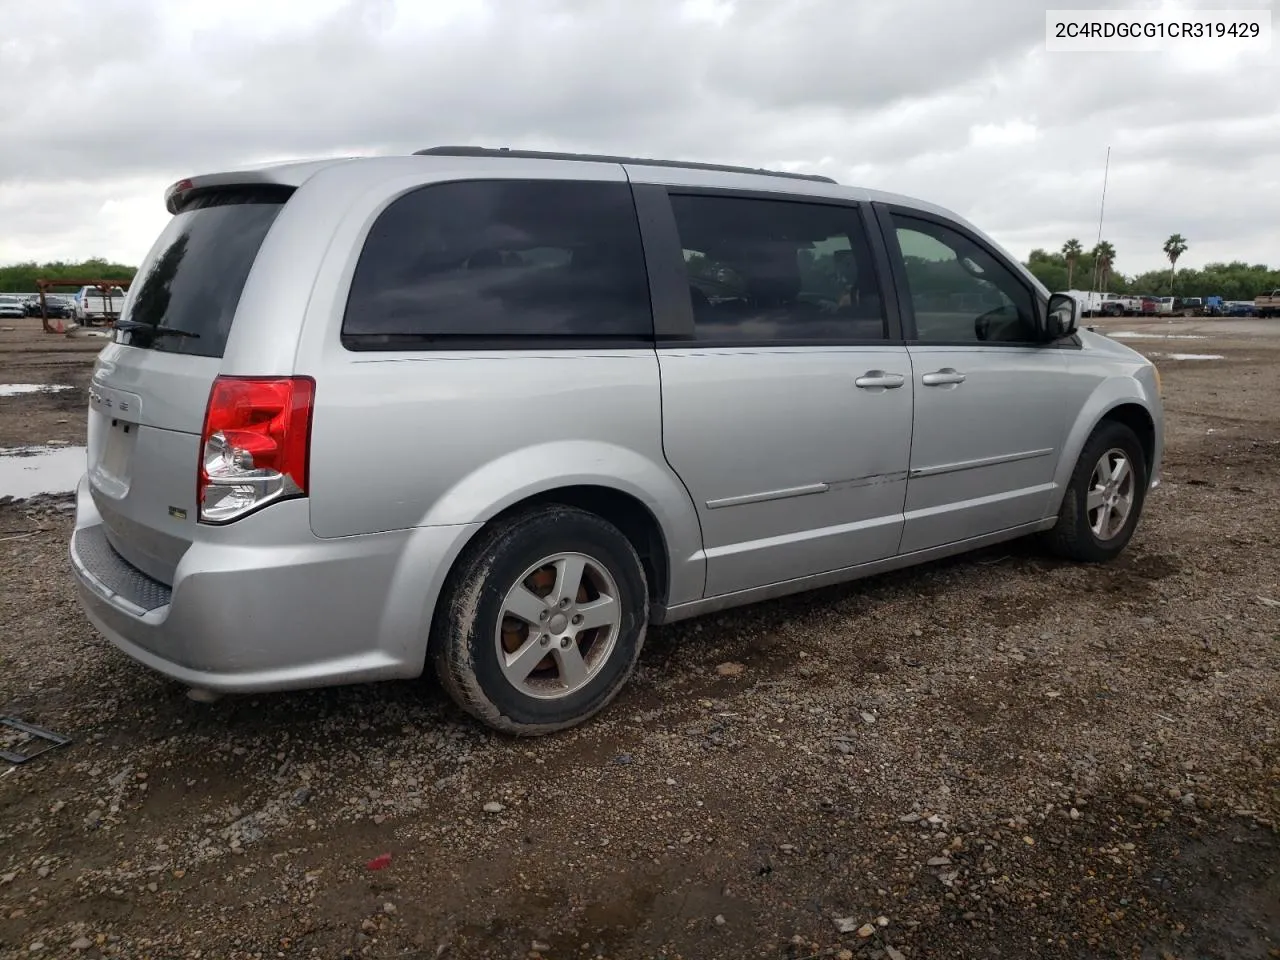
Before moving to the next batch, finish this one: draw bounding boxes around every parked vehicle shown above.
[1124,295,1157,317]
[73,285,128,323]
[25,294,73,319]
[1071,291,1136,317]
[69,147,1165,734]
[1226,300,1257,317]
[1099,293,1132,317]
[1200,296,1225,316]
[1256,289,1280,318]
[0,295,25,319]
[1173,297,1203,317]
[1155,296,1175,315]
[1069,290,1108,316]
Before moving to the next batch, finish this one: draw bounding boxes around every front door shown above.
[879,207,1074,554]
[657,191,914,598]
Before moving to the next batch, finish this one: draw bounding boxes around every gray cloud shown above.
[1,0,1278,273]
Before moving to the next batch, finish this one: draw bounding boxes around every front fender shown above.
[418,440,706,608]
[1048,372,1162,515]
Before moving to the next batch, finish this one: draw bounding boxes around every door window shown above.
[891,215,1038,344]
[670,194,887,343]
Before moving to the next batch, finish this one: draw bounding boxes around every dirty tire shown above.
[1045,419,1148,563]
[431,505,648,735]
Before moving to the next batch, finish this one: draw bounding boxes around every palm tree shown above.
[1092,241,1116,292]
[1163,234,1188,293]
[1062,239,1083,288]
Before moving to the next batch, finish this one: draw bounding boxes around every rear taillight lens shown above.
[198,376,315,524]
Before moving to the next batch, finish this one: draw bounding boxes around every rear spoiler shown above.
[163,158,355,214]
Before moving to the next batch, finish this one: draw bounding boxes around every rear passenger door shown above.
[637,185,915,598]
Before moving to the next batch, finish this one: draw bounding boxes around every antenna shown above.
[1089,146,1111,300]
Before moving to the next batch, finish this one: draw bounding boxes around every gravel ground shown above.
[1,316,1277,960]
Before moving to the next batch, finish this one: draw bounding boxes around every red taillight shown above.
[197,376,315,524]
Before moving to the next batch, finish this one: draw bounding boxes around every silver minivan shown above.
[70,146,1163,734]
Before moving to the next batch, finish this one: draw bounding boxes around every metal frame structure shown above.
[34,278,131,333]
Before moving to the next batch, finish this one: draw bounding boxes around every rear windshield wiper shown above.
[114,320,201,339]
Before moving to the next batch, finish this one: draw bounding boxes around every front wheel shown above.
[1045,421,1148,562]
[431,505,649,735]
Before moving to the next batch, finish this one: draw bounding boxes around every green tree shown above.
[1129,260,1280,302]
[1024,250,1279,302]
[1091,241,1116,292]
[1061,239,1083,289]
[1162,233,1188,294]
[0,259,136,293]
[1026,249,1069,292]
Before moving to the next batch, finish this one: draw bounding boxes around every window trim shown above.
[650,186,904,349]
[338,177,657,352]
[872,201,1053,349]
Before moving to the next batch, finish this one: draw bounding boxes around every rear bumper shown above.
[69,475,479,693]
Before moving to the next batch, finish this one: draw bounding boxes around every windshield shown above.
[114,187,292,358]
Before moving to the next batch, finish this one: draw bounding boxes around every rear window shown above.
[341,179,653,348]
[115,187,292,358]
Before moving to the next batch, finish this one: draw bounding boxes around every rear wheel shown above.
[1045,420,1148,563]
[431,505,648,735]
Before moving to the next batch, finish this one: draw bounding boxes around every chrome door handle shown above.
[854,371,906,389]
[921,369,966,386]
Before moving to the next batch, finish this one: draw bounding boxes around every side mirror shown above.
[1045,292,1080,340]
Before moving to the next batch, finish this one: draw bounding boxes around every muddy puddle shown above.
[1108,331,1208,340]
[0,383,74,398]
[0,444,85,500]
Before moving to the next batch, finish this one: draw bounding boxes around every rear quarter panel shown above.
[286,158,706,608]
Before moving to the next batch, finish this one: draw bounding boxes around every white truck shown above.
[1255,289,1280,318]
[1068,290,1135,317]
[72,285,128,324]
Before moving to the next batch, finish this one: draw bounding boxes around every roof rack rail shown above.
[412,145,838,184]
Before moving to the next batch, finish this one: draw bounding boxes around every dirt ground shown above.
[1,315,1277,960]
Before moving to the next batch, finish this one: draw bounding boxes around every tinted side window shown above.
[891,215,1037,344]
[342,180,653,343]
[669,194,887,343]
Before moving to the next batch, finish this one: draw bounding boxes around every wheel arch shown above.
[1050,378,1159,516]
[488,484,673,609]
[1098,402,1156,473]
[413,441,704,610]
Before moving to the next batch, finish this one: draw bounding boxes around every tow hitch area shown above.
[0,716,72,764]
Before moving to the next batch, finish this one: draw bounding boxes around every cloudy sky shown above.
[1,0,1276,276]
